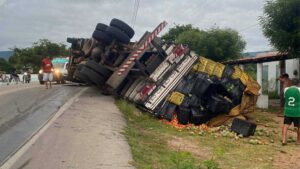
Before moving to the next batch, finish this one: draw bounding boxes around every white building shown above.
[224,51,300,109]
[256,52,299,93]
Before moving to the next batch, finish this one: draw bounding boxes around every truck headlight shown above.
[24,72,28,75]
[39,70,43,74]
[55,69,60,74]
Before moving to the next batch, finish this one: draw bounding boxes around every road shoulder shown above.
[4,87,134,169]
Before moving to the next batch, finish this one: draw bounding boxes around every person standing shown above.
[9,67,20,84]
[282,81,300,145]
[277,73,293,116]
[41,56,53,89]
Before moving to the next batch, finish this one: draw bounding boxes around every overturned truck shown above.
[66,19,260,126]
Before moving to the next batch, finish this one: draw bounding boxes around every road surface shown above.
[0,83,84,165]
[0,83,134,169]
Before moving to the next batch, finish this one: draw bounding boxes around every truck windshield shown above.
[52,58,68,69]
[52,62,65,69]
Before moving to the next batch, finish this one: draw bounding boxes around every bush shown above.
[268,91,279,99]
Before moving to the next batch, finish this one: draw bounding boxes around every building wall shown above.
[260,58,299,92]
[286,58,299,79]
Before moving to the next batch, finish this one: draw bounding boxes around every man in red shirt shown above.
[41,56,53,89]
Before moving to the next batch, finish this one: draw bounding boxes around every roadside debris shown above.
[231,118,257,137]
[66,18,260,127]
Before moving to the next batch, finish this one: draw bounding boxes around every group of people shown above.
[277,72,300,145]
[1,67,28,84]
[1,56,54,88]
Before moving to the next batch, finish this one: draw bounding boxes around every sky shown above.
[0,0,272,52]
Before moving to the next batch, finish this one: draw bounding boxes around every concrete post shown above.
[257,63,263,94]
[278,60,286,108]
[256,63,268,109]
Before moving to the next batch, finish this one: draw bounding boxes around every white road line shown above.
[0,87,88,169]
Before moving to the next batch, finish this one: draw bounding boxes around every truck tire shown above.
[92,30,113,45]
[90,46,104,63]
[106,26,130,44]
[74,64,92,84]
[74,64,84,78]
[85,60,113,79]
[95,23,108,32]
[110,18,135,38]
[77,72,93,85]
[80,67,106,86]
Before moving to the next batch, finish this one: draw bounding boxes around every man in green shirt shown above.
[277,73,292,116]
[282,81,300,145]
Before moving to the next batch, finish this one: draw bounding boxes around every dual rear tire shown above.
[92,18,134,45]
[74,60,112,86]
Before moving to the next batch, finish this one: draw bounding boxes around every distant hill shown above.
[243,51,271,57]
[0,51,13,60]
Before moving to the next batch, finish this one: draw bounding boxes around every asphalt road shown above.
[0,83,85,165]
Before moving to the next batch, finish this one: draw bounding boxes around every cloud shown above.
[0,0,271,52]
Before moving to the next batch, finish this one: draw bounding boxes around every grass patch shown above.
[116,99,201,169]
[203,159,220,169]
[248,109,277,123]
[116,99,296,169]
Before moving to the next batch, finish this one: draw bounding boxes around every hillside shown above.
[0,51,13,60]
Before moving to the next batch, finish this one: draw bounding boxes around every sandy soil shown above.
[167,136,212,160]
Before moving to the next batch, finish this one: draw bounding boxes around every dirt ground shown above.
[167,136,213,159]
[167,109,300,169]
[271,115,300,169]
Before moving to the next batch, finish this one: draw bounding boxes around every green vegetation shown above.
[268,91,280,99]
[243,64,257,80]
[0,58,14,72]
[9,39,69,72]
[116,100,201,169]
[260,0,300,58]
[116,99,299,169]
[162,24,199,44]
[162,25,246,62]
[203,159,220,169]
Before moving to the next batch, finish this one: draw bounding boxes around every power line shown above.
[134,0,140,28]
[131,0,140,29]
[239,23,260,32]
[131,0,137,26]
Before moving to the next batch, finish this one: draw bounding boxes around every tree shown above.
[162,24,198,44]
[9,39,69,72]
[0,58,13,72]
[260,0,300,57]
[199,28,246,62]
[175,27,246,62]
[176,29,206,55]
